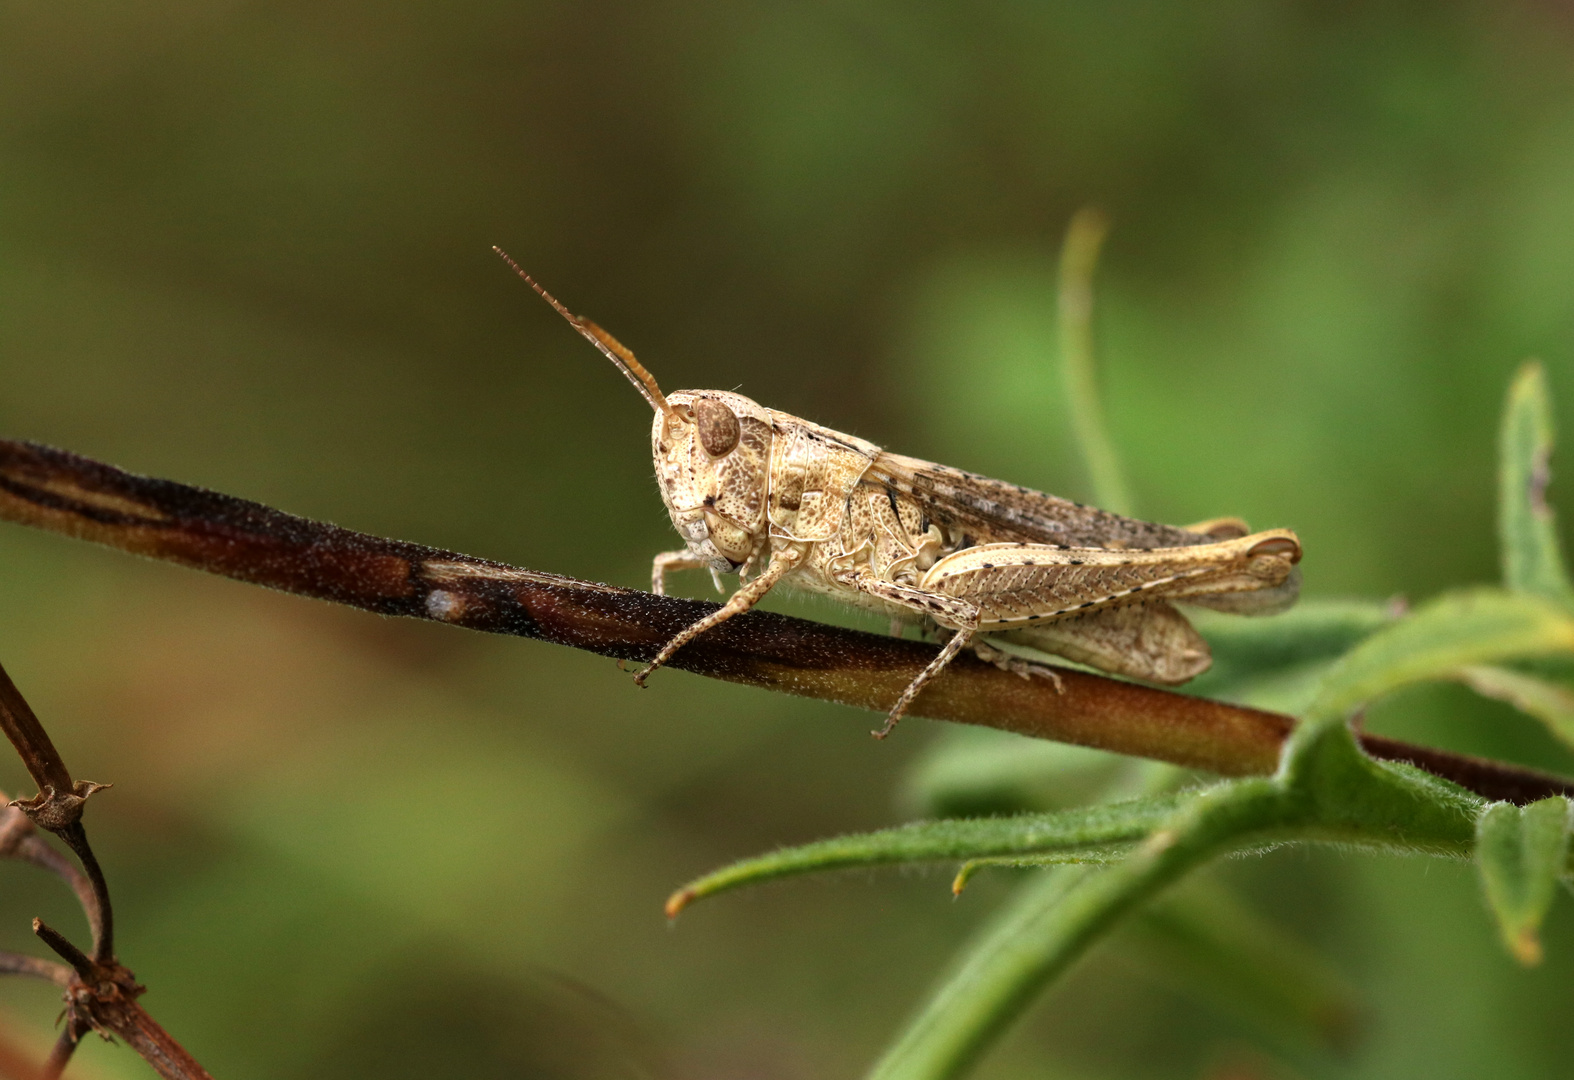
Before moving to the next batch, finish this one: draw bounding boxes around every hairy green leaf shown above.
[1475,797,1572,965]
[1124,881,1361,1053]
[1457,664,1574,749]
[901,726,1181,818]
[1499,361,1574,605]
[1305,588,1574,724]
[865,780,1287,1080]
[1189,598,1396,687]
[866,868,1091,1080]
[665,791,1196,916]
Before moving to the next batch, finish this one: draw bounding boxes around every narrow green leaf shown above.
[1457,664,1574,749]
[1475,798,1572,965]
[868,868,1090,1080]
[665,791,1195,916]
[1305,588,1574,725]
[1125,881,1361,1053]
[865,780,1287,1080]
[1499,361,1574,605]
[1057,207,1132,515]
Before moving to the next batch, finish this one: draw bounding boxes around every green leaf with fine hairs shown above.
[1186,598,1398,713]
[900,726,1175,819]
[865,780,1288,1080]
[866,868,1091,1080]
[1475,798,1572,966]
[1124,880,1361,1054]
[1499,361,1574,605]
[1188,598,1396,689]
[1304,587,1574,725]
[664,791,1195,916]
[1457,664,1574,749]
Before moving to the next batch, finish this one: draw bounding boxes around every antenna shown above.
[492,247,674,420]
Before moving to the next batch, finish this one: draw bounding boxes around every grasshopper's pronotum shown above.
[498,251,1302,737]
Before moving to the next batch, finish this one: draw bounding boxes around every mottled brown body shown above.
[496,251,1303,737]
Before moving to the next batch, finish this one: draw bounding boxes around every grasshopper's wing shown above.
[923,532,1299,684]
[863,452,1208,550]
[999,601,1211,685]
[920,532,1301,626]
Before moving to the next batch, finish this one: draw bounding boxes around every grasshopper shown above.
[497,250,1302,737]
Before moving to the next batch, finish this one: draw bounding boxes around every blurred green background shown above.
[3,2,1574,1077]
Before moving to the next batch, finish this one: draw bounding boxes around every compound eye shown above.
[694,398,741,457]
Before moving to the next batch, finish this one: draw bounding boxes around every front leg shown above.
[635,543,805,685]
[651,550,709,596]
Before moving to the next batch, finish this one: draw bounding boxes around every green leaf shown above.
[1056,207,1132,514]
[1457,664,1574,749]
[900,726,1177,818]
[1475,797,1572,966]
[1177,599,1398,716]
[1305,587,1574,725]
[866,868,1091,1080]
[1499,361,1574,605]
[1204,658,1345,716]
[1124,880,1361,1053]
[665,791,1196,916]
[865,780,1287,1080]
[1189,597,1396,685]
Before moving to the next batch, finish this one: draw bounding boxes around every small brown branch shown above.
[0,682,112,959]
[54,825,112,963]
[28,941,212,1080]
[32,922,91,981]
[14,840,99,955]
[0,953,70,987]
[39,1027,80,1080]
[0,673,207,1078]
[0,439,1568,804]
[53,961,211,1080]
[0,664,106,833]
[0,800,103,953]
[0,666,72,798]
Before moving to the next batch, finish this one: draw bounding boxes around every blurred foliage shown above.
[6,2,1574,1078]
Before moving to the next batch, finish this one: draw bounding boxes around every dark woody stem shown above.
[55,822,114,962]
[0,438,1568,804]
[32,920,92,980]
[0,663,76,800]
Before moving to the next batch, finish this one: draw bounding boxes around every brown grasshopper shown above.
[497,250,1302,738]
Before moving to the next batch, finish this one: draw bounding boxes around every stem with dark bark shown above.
[0,437,1564,803]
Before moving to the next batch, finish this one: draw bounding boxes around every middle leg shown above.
[835,571,981,738]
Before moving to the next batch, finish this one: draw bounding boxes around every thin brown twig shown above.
[0,800,103,953]
[32,922,91,980]
[0,665,106,835]
[0,673,210,1079]
[0,953,69,987]
[0,670,113,963]
[0,438,1568,804]
[41,1023,85,1080]
[53,825,112,963]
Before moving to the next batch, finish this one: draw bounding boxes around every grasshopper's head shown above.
[494,250,774,572]
[654,390,774,570]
